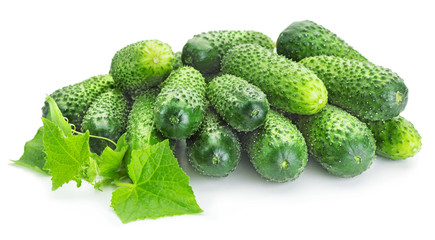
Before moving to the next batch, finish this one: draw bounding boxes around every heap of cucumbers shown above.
[42,20,422,182]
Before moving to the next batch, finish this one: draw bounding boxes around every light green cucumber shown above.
[366,116,421,160]
[221,44,327,115]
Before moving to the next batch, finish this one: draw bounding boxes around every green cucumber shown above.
[172,51,184,70]
[366,116,421,160]
[300,55,408,121]
[81,88,129,154]
[154,66,207,139]
[188,109,241,177]
[207,74,269,131]
[42,74,114,129]
[246,110,308,182]
[276,20,367,62]
[182,30,274,74]
[110,40,175,93]
[221,44,327,115]
[294,105,376,177]
[125,88,165,163]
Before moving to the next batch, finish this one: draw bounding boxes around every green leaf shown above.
[97,133,129,178]
[12,127,48,174]
[42,118,91,190]
[44,96,72,136]
[111,140,202,223]
[80,156,98,184]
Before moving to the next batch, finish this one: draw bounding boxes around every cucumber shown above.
[300,55,408,121]
[207,74,269,132]
[276,20,367,62]
[366,116,421,160]
[182,30,274,74]
[110,40,175,93]
[221,44,328,115]
[81,88,129,154]
[172,51,184,70]
[42,74,114,129]
[154,66,207,139]
[246,110,308,182]
[294,105,376,177]
[188,109,241,177]
[125,88,165,162]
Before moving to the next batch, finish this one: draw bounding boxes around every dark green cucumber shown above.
[207,74,269,132]
[276,20,367,62]
[246,110,308,182]
[182,30,274,74]
[154,66,207,139]
[110,40,175,93]
[294,105,376,177]
[221,44,327,115]
[81,88,129,154]
[366,116,421,160]
[42,74,114,129]
[125,88,165,163]
[188,109,241,177]
[172,51,184,70]
[300,55,408,121]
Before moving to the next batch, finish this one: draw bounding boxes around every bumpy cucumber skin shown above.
[300,55,408,121]
[154,66,206,139]
[188,109,241,177]
[366,116,421,160]
[294,105,376,177]
[221,44,327,115]
[81,88,129,154]
[182,30,274,74]
[207,74,269,132]
[42,74,114,129]
[172,51,184,71]
[246,110,308,182]
[125,88,165,162]
[110,40,175,93]
[276,20,367,62]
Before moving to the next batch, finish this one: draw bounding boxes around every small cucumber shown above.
[276,20,367,62]
[42,74,114,129]
[221,44,328,115]
[110,40,175,93]
[294,105,376,177]
[154,66,207,139]
[172,51,184,71]
[246,110,308,182]
[81,88,129,154]
[366,116,421,160]
[188,109,241,177]
[207,74,269,132]
[182,30,274,74]
[125,88,165,163]
[300,55,408,121]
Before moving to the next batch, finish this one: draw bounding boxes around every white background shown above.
[1,0,434,239]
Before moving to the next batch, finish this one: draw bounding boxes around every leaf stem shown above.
[114,179,134,188]
[72,130,117,147]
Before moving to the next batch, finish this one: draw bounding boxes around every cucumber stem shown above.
[280,160,290,170]
[212,155,220,165]
[251,108,260,117]
[354,156,361,163]
[396,91,403,104]
[170,116,180,125]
